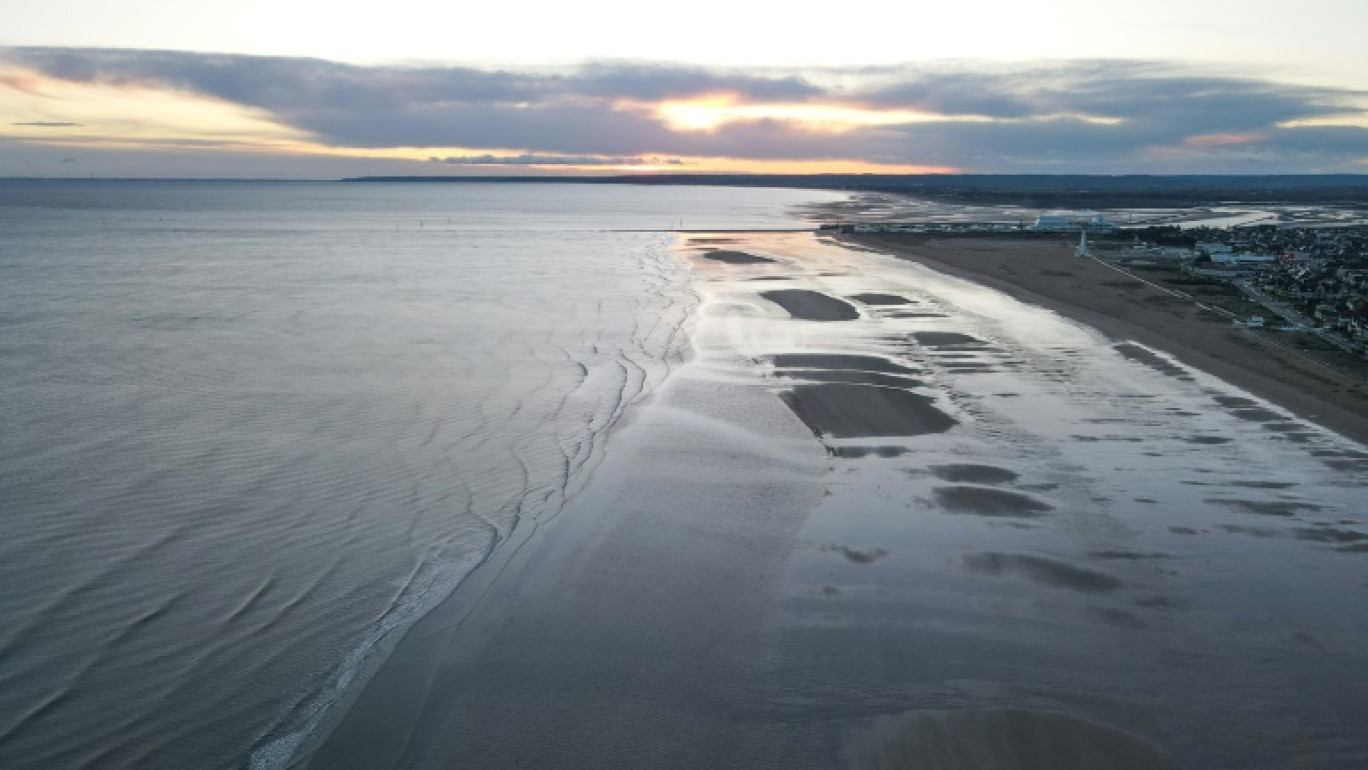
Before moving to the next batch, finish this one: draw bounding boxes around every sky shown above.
[2,0,1367,177]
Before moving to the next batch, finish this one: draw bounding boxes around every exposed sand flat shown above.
[849,234,1368,445]
[850,293,912,306]
[781,382,958,438]
[309,231,1368,770]
[771,369,927,390]
[703,249,776,264]
[760,289,861,321]
[849,708,1177,770]
[770,353,921,375]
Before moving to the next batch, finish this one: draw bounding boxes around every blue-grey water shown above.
[0,181,842,768]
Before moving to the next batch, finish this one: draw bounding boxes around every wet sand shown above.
[703,249,776,264]
[781,382,957,438]
[306,231,1368,769]
[848,234,1368,445]
[761,289,862,321]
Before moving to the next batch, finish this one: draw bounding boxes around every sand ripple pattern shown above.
[0,184,713,769]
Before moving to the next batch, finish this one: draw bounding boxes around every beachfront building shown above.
[1212,252,1277,267]
[1033,211,1117,232]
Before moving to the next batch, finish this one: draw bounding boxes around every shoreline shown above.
[844,233,1368,446]
[303,230,1368,769]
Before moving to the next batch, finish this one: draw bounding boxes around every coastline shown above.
[304,231,1368,769]
[844,233,1368,446]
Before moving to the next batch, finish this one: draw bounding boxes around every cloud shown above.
[3,47,1367,173]
[13,120,84,127]
[429,153,683,166]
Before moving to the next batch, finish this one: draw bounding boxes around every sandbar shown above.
[848,234,1368,444]
[760,289,861,321]
[780,382,957,438]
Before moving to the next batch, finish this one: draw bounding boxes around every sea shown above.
[4,181,1368,769]
[0,180,844,769]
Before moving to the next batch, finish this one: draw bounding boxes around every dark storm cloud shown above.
[1,48,817,108]
[3,47,1366,171]
[846,60,1356,124]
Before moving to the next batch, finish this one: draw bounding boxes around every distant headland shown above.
[341,174,1368,208]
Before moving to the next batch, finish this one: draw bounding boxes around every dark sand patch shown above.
[848,234,1368,446]
[1218,524,1281,538]
[830,446,909,459]
[1263,421,1304,432]
[849,707,1176,770]
[911,331,989,349]
[1089,551,1169,561]
[771,354,919,375]
[781,383,956,438]
[687,237,738,244]
[963,553,1122,594]
[1338,544,1368,553]
[1208,499,1323,516]
[823,544,888,564]
[1135,596,1180,608]
[773,369,926,390]
[934,486,1052,518]
[850,293,911,306]
[1169,527,1200,535]
[1230,407,1282,422]
[941,363,998,373]
[1087,607,1148,629]
[761,289,860,321]
[1185,436,1232,445]
[1115,344,1188,378]
[929,464,1019,485]
[703,249,775,264]
[1312,449,1368,459]
[745,276,795,282]
[1293,527,1368,544]
[1210,395,1283,421]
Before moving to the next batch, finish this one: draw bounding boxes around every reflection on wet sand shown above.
[928,464,1020,484]
[703,249,776,264]
[320,230,1368,770]
[781,383,957,438]
[849,707,1177,770]
[963,552,1123,593]
[850,293,913,306]
[934,486,1053,517]
[771,353,920,375]
[710,231,1368,767]
[760,288,861,321]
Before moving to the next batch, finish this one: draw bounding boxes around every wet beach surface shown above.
[311,232,1368,769]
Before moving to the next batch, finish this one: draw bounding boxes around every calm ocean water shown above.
[0,181,844,768]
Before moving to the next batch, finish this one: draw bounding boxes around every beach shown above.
[846,233,1368,445]
[306,231,1368,769]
